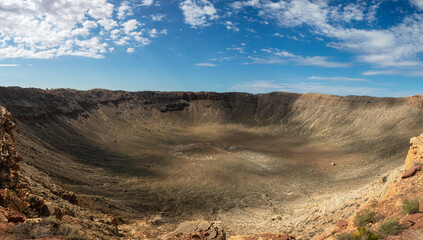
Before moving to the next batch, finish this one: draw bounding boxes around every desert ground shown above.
[1,87,423,237]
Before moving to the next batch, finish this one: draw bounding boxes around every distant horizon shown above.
[2,85,423,98]
[1,0,423,97]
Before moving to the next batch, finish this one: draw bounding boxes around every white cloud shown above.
[97,18,119,31]
[149,28,167,38]
[71,20,98,37]
[141,0,154,6]
[231,0,423,73]
[246,56,287,65]
[0,64,19,67]
[232,0,374,28]
[149,29,158,38]
[127,47,135,53]
[230,80,382,96]
[362,70,400,76]
[180,0,218,28]
[299,56,350,68]
[249,48,348,68]
[262,48,296,57]
[0,0,164,59]
[116,37,130,46]
[196,63,218,67]
[362,69,423,77]
[123,19,140,34]
[83,21,98,29]
[225,21,240,32]
[258,0,329,28]
[308,76,368,82]
[328,2,369,23]
[227,44,246,53]
[410,0,423,10]
[231,0,261,10]
[117,1,133,20]
[151,14,165,21]
[209,56,233,62]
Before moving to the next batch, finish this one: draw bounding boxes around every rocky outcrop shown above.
[0,107,123,238]
[0,106,22,189]
[405,133,423,170]
[0,106,28,213]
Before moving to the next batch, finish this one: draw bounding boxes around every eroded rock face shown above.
[0,106,22,190]
[405,133,423,170]
[0,106,29,213]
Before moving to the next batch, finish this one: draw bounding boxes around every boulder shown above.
[401,164,422,178]
[7,210,25,223]
[0,188,29,212]
[62,191,78,205]
[40,203,64,220]
[336,220,349,231]
[403,213,423,224]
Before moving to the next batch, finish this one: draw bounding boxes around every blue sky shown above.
[1,0,423,96]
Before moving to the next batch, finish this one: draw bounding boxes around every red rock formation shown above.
[0,106,28,213]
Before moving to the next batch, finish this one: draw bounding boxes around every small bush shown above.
[335,228,380,240]
[355,228,380,240]
[11,217,87,240]
[12,217,61,239]
[335,233,355,240]
[354,210,376,227]
[378,218,403,236]
[401,198,419,214]
[59,224,87,240]
[59,224,81,236]
[46,216,59,225]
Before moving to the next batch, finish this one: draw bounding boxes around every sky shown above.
[1,0,423,97]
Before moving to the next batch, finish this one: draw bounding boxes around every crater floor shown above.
[17,122,369,234]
